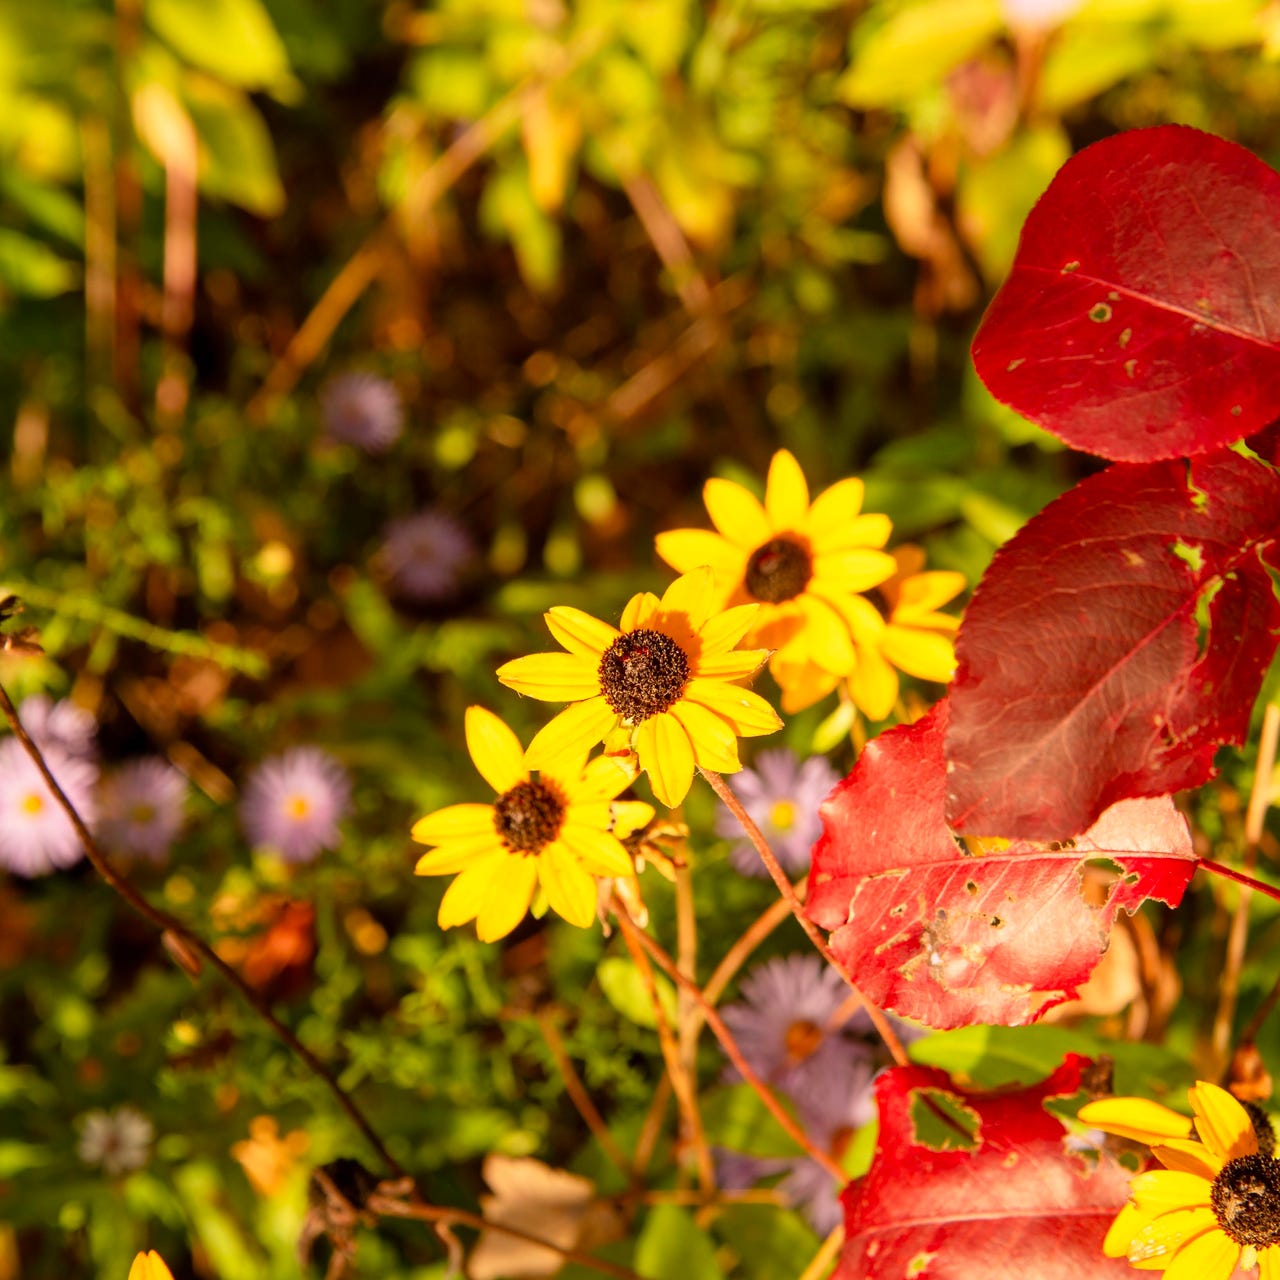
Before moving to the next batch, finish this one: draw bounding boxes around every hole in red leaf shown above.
[1088,303,1112,323]
[964,879,979,895]
[909,1088,981,1152]
[1171,539,1205,574]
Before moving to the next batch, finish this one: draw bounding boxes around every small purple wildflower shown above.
[0,737,97,877]
[381,508,474,603]
[240,747,351,863]
[98,758,188,864]
[77,1105,154,1176]
[19,694,97,760]
[717,749,837,877]
[320,372,403,453]
[720,954,857,1091]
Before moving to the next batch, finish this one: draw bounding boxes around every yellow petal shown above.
[881,626,957,683]
[806,477,867,541]
[658,567,716,633]
[1153,1139,1225,1179]
[704,477,768,547]
[672,700,741,772]
[1161,1226,1239,1280]
[795,594,856,675]
[1103,1203,1153,1258]
[464,706,528,794]
[1078,1097,1194,1145]
[475,855,538,941]
[812,510,893,556]
[571,753,642,802]
[764,450,810,531]
[836,593,887,644]
[1259,1246,1280,1280]
[696,603,761,655]
[893,570,966,617]
[494,652,601,701]
[524,698,619,772]
[695,648,770,681]
[654,528,744,580]
[635,712,696,807]
[847,645,899,721]
[544,606,619,658]
[609,799,654,840]
[539,842,599,926]
[129,1254,176,1280]
[1126,1208,1219,1266]
[411,803,499,846]
[621,591,661,632]
[558,822,635,877]
[1129,1170,1213,1212]
[812,548,898,593]
[438,854,509,929]
[1188,1082,1257,1162]
[774,659,840,714]
[682,678,782,737]
[414,835,505,875]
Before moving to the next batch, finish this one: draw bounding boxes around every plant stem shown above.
[1198,857,1280,904]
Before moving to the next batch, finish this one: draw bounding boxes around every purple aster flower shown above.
[0,737,97,876]
[98,758,188,864]
[717,749,838,877]
[18,694,97,760]
[240,747,351,863]
[381,508,474,602]
[320,372,403,453]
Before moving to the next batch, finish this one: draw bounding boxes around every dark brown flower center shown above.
[1211,1154,1280,1248]
[598,628,690,723]
[744,537,812,604]
[493,779,565,855]
[784,1019,824,1066]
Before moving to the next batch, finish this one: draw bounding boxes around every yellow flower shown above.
[772,547,964,718]
[655,450,896,681]
[1081,1081,1280,1278]
[129,1253,175,1280]
[412,707,645,941]
[496,568,782,807]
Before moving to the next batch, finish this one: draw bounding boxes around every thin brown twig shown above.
[614,906,845,1183]
[617,909,715,1192]
[632,1072,671,1180]
[0,679,403,1179]
[535,1010,633,1180]
[797,1223,844,1280]
[700,769,909,1069]
[674,861,699,1094]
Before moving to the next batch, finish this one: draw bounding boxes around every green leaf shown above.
[715,1203,820,1280]
[0,170,84,247]
[182,77,285,215]
[839,0,1004,108]
[0,227,78,297]
[596,956,679,1030]
[635,1204,725,1280]
[1038,23,1154,112]
[0,1140,52,1177]
[147,0,298,95]
[700,1083,805,1158]
[480,165,561,291]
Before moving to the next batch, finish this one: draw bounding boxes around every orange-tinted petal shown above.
[704,477,768,546]
[129,1254,176,1280]
[763,450,810,531]
[634,712,696,807]
[544,606,619,658]
[494,652,601,701]
[464,707,528,794]
[1188,1082,1257,1162]
[658,567,716,633]
[773,658,840,714]
[1152,1140,1225,1179]
[474,855,538,941]
[893,570,966,618]
[539,842,600,927]
[524,698,618,772]
[682,679,782,737]
[412,803,500,846]
[621,591,661,632]
[671,700,741,772]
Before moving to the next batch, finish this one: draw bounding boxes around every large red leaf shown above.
[972,125,1280,462]
[945,444,1280,838]
[838,1056,1134,1279]
[808,702,1195,1029]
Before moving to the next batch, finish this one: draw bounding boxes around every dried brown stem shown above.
[797,1223,845,1280]
[700,769,909,1068]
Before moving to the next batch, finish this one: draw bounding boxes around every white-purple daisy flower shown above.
[18,694,97,760]
[240,747,351,863]
[0,737,97,876]
[98,758,188,864]
[320,371,403,453]
[717,749,838,877]
[381,508,474,602]
[77,1105,154,1176]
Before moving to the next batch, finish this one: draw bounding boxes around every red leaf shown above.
[972,125,1280,462]
[808,702,1195,1029]
[838,1057,1134,1280]
[945,446,1280,838]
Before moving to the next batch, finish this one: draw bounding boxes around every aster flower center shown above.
[744,536,813,604]
[1210,1154,1280,1248]
[769,799,797,832]
[130,803,157,825]
[784,1018,824,1065]
[598,629,690,724]
[21,792,44,816]
[286,796,312,820]
[493,779,566,855]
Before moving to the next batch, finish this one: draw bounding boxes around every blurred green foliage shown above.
[2,0,1280,1275]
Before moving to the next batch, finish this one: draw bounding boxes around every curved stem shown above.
[700,769,909,1068]
[0,680,403,1179]
[1198,857,1280,904]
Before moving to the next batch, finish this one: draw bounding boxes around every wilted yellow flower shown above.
[412,708,644,941]
[128,1253,174,1280]
[496,569,781,807]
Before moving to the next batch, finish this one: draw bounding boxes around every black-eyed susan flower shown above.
[1081,1081,1280,1278]
[654,450,897,683]
[496,569,782,807]
[412,707,645,941]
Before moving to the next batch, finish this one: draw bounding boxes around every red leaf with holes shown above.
[837,1057,1133,1279]
[972,125,1280,462]
[944,442,1280,839]
[808,702,1195,1028]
